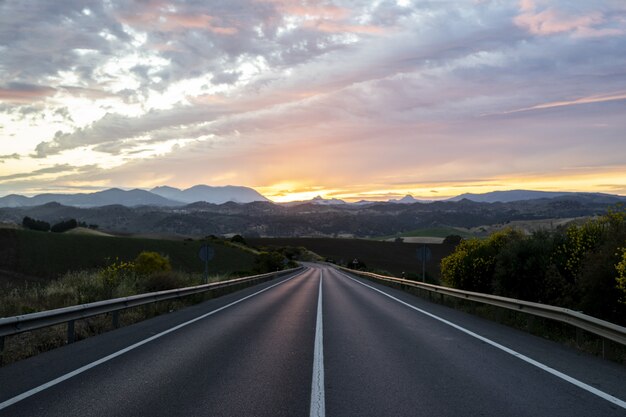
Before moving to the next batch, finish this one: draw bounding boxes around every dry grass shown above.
[0,267,226,365]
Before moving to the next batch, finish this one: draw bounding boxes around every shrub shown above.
[254,251,285,273]
[440,208,626,325]
[443,235,463,245]
[230,234,247,245]
[617,248,626,304]
[100,259,136,298]
[133,251,171,275]
[493,231,554,301]
[139,271,191,292]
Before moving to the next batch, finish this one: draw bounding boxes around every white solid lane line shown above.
[310,270,326,417]
[337,269,626,411]
[0,268,309,411]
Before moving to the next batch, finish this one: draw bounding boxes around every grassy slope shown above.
[376,227,475,240]
[0,228,256,281]
[248,237,456,280]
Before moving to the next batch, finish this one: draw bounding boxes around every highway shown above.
[1,264,625,416]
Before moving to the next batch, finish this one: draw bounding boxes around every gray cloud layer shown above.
[1,0,625,195]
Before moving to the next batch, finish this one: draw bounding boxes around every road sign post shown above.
[198,244,215,284]
[416,245,432,282]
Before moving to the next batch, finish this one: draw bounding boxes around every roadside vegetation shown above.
[0,233,299,365]
[440,208,626,326]
[0,228,257,281]
[0,231,298,318]
[377,227,475,240]
[1,252,199,317]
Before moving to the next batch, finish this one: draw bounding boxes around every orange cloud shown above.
[514,1,622,37]
[158,14,238,34]
[0,84,56,104]
[258,0,384,35]
[491,91,626,115]
[118,6,237,35]
[303,20,385,35]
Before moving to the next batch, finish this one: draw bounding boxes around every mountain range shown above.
[0,185,268,208]
[445,190,616,203]
[0,186,623,208]
[1,192,623,238]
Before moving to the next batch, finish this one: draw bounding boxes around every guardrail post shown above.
[112,311,120,329]
[67,320,76,344]
[575,327,583,347]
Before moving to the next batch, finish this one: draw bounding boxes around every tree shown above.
[51,218,78,233]
[22,216,50,232]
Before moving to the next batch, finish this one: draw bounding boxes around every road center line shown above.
[310,270,326,417]
[0,268,309,411]
[337,269,626,411]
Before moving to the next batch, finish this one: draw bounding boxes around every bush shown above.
[440,208,626,325]
[100,259,136,298]
[133,251,172,275]
[617,248,626,304]
[441,229,523,293]
[443,235,463,245]
[230,234,247,245]
[139,271,191,292]
[254,251,285,273]
[493,231,554,301]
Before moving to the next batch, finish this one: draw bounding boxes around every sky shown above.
[0,0,625,202]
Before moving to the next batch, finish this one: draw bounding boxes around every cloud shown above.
[488,91,626,115]
[514,1,625,37]
[1,0,625,198]
[0,83,56,104]
[0,153,21,163]
[0,164,79,181]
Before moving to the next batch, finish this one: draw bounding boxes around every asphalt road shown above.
[1,264,625,416]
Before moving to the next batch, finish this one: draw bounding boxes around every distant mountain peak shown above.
[150,184,269,204]
[151,185,181,192]
[446,189,622,203]
[310,195,347,205]
[0,184,269,208]
[388,194,422,204]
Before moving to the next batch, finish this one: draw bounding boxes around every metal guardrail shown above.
[0,267,305,354]
[336,266,626,347]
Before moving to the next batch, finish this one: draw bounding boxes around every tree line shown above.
[441,208,626,326]
[22,217,98,233]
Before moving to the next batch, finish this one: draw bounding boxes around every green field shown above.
[377,227,475,240]
[0,228,256,282]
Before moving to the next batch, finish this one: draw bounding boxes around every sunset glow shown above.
[1,0,625,200]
